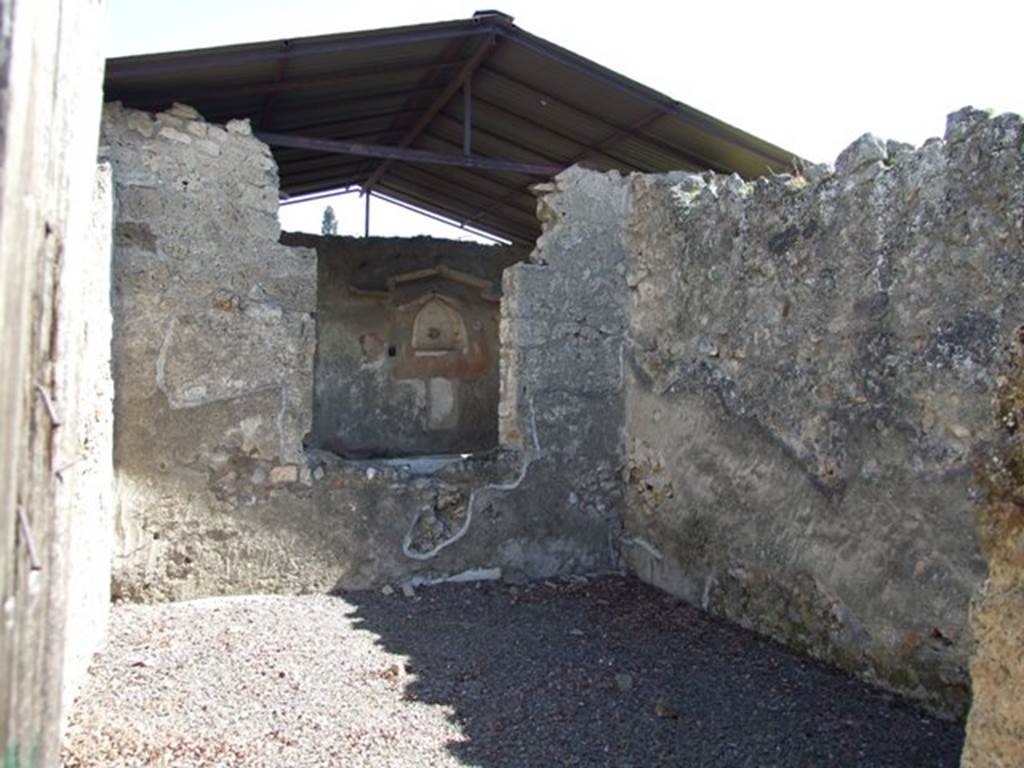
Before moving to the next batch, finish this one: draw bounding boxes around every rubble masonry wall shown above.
[618,109,1023,722]
[103,103,616,600]
[102,102,319,599]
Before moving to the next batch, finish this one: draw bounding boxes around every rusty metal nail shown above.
[34,384,61,427]
[54,455,86,482]
[16,506,42,572]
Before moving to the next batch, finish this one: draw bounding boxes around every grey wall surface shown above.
[619,109,1023,718]
[0,0,110,764]
[103,102,318,601]
[281,233,524,458]
[488,169,632,581]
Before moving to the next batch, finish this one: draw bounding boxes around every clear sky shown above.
[108,0,1024,240]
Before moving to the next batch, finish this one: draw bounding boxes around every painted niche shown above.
[388,265,498,383]
[411,296,467,355]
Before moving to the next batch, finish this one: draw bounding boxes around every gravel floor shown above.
[62,575,964,768]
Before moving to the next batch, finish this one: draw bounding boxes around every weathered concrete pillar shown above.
[57,161,115,725]
[0,0,110,763]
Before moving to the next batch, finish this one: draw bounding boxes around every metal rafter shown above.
[386,163,536,220]
[362,34,497,194]
[424,111,565,167]
[462,110,666,229]
[274,109,566,175]
[474,68,718,172]
[378,178,536,244]
[467,94,665,171]
[258,45,289,129]
[204,85,444,128]
[390,133,548,202]
[499,26,793,169]
[256,130,561,176]
[257,109,426,142]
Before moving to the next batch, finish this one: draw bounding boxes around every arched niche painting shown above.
[389,270,495,383]
[411,295,467,355]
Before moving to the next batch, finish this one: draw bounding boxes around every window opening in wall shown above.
[290,233,529,461]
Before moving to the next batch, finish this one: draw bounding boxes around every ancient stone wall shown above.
[483,168,631,582]
[102,102,318,600]
[281,233,525,458]
[618,109,1023,719]
[105,105,618,601]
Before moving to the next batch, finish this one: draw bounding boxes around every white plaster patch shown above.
[427,377,457,430]
[237,415,263,455]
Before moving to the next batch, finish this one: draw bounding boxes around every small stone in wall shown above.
[125,110,154,138]
[834,133,887,175]
[155,113,185,129]
[269,465,298,484]
[196,139,220,157]
[158,126,192,145]
[226,118,253,136]
[166,102,201,121]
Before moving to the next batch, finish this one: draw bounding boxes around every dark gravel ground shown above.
[63,575,964,767]
[349,576,963,768]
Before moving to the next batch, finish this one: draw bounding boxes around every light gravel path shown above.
[62,576,964,767]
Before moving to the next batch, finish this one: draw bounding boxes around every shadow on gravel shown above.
[341,576,963,768]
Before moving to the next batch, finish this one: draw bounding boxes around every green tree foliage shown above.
[321,205,338,236]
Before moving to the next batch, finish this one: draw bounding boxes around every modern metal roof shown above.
[104,11,801,245]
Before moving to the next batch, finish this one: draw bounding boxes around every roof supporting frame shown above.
[258,51,289,129]
[103,12,801,244]
[475,68,718,172]
[362,34,497,194]
[500,27,786,169]
[379,179,536,245]
[461,109,667,229]
[256,130,562,176]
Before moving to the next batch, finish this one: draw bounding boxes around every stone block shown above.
[158,126,191,144]
[269,465,299,484]
[167,102,201,121]
[226,118,252,135]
